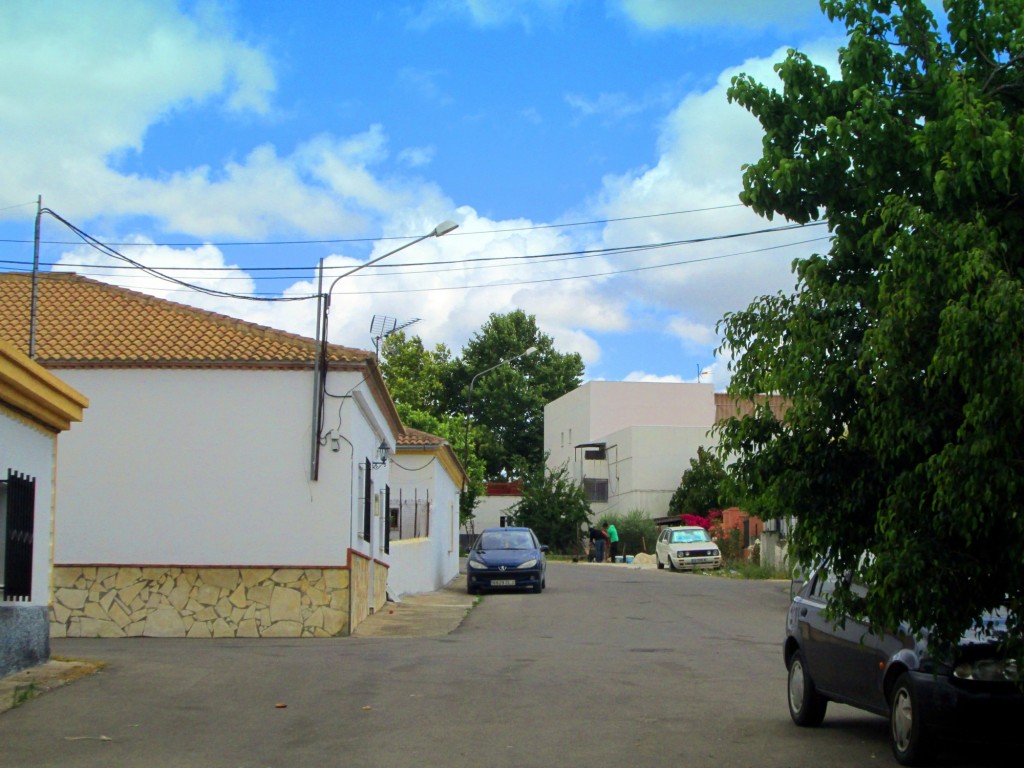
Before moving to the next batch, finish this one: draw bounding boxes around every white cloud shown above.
[623,371,685,383]
[11,1,847,389]
[565,92,645,120]
[618,0,823,30]
[398,146,437,168]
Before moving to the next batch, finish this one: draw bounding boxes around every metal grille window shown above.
[387,489,431,541]
[2,470,36,602]
[583,477,609,503]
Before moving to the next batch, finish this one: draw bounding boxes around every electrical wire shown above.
[36,208,320,303]
[328,234,833,295]
[5,220,824,282]
[388,455,439,472]
[1,202,747,247]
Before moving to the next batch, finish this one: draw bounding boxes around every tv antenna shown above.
[370,315,420,356]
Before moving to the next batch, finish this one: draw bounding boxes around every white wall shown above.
[53,368,395,567]
[470,493,519,531]
[386,450,460,597]
[0,411,55,606]
[544,382,719,519]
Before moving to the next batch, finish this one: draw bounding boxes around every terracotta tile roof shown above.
[397,427,447,447]
[0,272,370,369]
[396,426,467,486]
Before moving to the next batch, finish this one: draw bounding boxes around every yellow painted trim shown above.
[0,340,88,432]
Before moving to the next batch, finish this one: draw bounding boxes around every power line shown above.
[42,233,830,300]
[1,203,746,247]
[37,208,319,303]
[4,220,824,279]
[326,235,833,296]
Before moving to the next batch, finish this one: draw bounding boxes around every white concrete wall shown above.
[53,368,395,567]
[386,450,460,597]
[470,493,520,531]
[0,411,55,606]
[544,382,719,519]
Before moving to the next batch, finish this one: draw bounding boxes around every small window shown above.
[583,478,608,502]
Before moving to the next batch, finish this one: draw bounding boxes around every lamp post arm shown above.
[311,219,457,482]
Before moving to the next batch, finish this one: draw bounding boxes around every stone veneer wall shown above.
[349,554,370,633]
[50,565,351,638]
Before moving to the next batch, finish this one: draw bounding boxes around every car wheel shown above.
[466,583,477,595]
[532,582,542,593]
[787,650,827,727]
[657,554,665,569]
[667,556,677,571]
[889,672,932,766]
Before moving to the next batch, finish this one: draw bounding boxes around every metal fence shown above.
[2,470,36,602]
[388,489,431,541]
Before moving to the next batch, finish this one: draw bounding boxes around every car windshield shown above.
[670,529,710,543]
[478,531,535,550]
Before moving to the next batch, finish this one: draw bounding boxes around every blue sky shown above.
[0,0,865,386]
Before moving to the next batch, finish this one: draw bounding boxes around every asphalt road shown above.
[0,562,1013,767]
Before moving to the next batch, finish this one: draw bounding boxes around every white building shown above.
[0,272,463,638]
[386,428,463,598]
[544,381,719,518]
[1,340,87,675]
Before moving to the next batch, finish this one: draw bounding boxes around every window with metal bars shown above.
[2,470,36,602]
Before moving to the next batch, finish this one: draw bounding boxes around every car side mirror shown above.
[541,545,550,553]
[790,564,807,600]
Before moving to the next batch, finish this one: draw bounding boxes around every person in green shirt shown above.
[603,521,620,562]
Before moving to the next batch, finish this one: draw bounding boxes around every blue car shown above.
[466,527,548,594]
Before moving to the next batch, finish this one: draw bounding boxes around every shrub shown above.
[597,510,658,556]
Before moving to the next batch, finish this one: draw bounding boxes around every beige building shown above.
[544,381,788,519]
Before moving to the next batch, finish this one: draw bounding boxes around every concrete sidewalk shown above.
[353,573,476,638]
[1,573,476,714]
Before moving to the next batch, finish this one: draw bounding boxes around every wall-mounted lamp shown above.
[330,435,341,453]
[371,439,390,468]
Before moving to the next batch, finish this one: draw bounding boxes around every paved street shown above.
[0,562,1012,767]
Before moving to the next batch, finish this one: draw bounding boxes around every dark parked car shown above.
[466,527,548,594]
[785,563,1023,765]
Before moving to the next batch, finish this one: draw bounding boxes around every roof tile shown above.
[0,272,370,368]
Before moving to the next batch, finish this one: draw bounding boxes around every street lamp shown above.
[462,345,538,484]
[310,219,459,480]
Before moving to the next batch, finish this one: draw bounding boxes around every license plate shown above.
[491,579,515,586]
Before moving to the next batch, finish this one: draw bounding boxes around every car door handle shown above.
[800,608,808,617]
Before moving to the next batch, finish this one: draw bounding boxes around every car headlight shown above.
[953,659,1019,682]
[468,559,487,570]
[517,559,538,569]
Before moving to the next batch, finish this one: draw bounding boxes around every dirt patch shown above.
[0,658,105,714]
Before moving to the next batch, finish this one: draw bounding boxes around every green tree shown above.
[459,310,584,479]
[380,332,484,528]
[508,460,592,555]
[379,331,454,418]
[668,447,730,517]
[718,0,1024,659]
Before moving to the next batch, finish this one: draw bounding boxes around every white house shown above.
[544,381,719,518]
[386,428,463,598]
[0,272,462,638]
[1,339,87,675]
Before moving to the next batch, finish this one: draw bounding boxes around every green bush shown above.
[597,510,658,557]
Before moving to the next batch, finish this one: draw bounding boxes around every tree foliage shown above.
[508,460,591,555]
[459,310,584,479]
[718,0,1024,659]
[379,311,584,528]
[668,447,731,517]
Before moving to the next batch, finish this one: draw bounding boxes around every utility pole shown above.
[29,195,42,359]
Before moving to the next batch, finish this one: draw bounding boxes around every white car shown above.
[655,525,722,571]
